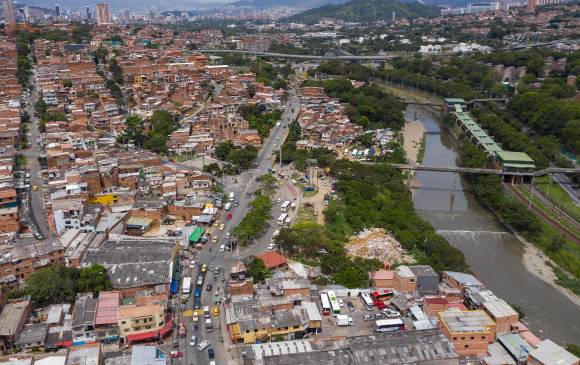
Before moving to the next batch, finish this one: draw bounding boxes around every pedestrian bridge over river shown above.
[389,164,580,177]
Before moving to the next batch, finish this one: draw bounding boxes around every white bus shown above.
[327,291,341,314]
[374,319,405,333]
[277,213,288,226]
[320,293,331,316]
[182,277,192,296]
[281,200,291,212]
[360,292,374,311]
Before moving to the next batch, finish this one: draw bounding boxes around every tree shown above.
[247,84,256,98]
[78,264,113,295]
[258,173,277,194]
[246,257,271,282]
[109,58,124,84]
[19,265,112,305]
[561,119,580,154]
[215,141,235,161]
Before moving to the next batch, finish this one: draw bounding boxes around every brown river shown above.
[407,105,580,345]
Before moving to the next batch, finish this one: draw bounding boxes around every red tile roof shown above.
[256,251,288,270]
[95,291,120,325]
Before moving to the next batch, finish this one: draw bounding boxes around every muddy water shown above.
[407,105,580,344]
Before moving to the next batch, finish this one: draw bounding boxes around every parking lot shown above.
[318,293,414,337]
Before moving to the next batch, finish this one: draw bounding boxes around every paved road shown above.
[179,94,301,365]
[22,72,53,239]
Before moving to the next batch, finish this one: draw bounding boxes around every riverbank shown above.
[519,232,580,306]
[402,120,425,165]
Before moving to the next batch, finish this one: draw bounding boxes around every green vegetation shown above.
[280,121,337,171]
[276,161,468,287]
[533,176,580,222]
[214,140,258,172]
[289,0,440,24]
[567,344,580,358]
[246,257,271,282]
[14,265,112,305]
[304,78,405,130]
[234,194,273,246]
[108,58,124,84]
[239,104,283,139]
[276,221,382,288]
[460,141,580,292]
[117,111,179,154]
[514,186,580,240]
[417,135,426,163]
[257,173,278,195]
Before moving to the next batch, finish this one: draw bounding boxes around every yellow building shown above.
[89,193,118,206]
[117,304,172,343]
[228,308,308,344]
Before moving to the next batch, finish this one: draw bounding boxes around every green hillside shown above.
[289,0,440,24]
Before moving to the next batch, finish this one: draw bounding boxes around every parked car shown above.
[208,348,215,359]
[219,223,224,231]
[267,243,276,250]
[338,299,345,307]
[381,309,401,318]
[170,351,183,358]
[363,315,374,321]
[197,340,210,351]
[374,313,385,319]
[206,284,213,292]
[189,260,196,269]
[219,244,225,252]
[189,335,197,347]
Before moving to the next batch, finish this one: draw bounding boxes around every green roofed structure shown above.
[446,98,535,182]
[188,226,205,244]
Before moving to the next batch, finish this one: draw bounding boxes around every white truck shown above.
[335,314,353,326]
[224,202,232,211]
[182,277,191,298]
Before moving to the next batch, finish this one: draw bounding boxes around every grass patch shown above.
[515,186,580,241]
[546,261,580,296]
[417,134,426,164]
[534,176,580,222]
[295,207,316,224]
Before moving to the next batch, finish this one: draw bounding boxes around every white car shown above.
[267,243,276,250]
[189,335,197,346]
[224,232,230,240]
[381,309,401,318]
[197,340,210,351]
[276,198,282,203]
[189,260,196,269]
[219,244,225,252]
[338,299,345,307]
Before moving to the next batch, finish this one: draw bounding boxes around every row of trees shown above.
[233,194,273,246]
[11,265,112,306]
[117,110,179,154]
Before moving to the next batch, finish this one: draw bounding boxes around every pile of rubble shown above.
[345,228,415,266]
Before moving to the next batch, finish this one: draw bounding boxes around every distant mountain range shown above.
[288,0,441,24]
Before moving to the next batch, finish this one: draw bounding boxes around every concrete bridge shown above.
[389,164,580,177]
[196,49,400,61]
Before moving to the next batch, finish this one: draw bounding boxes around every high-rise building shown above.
[527,0,536,11]
[55,4,61,17]
[3,0,16,25]
[85,6,91,20]
[95,3,112,25]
